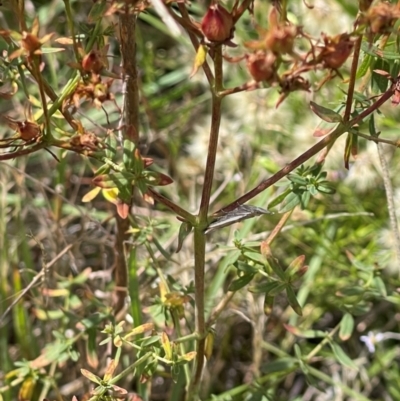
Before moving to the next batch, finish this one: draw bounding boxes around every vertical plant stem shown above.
[191,227,207,398]
[191,46,224,398]
[199,47,223,221]
[114,9,139,316]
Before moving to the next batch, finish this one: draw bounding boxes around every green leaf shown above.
[280,191,301,213]
[263,294,274,315]
[92,172,133,189]
[309,101,343,123]
[286,286,302,316]
[288,174,307,185]
[268,188,291,209]
[300,191,311,208]
[317,183,336,194]
[329,342,358,369]
[242,251,265,265]
[371,58,390,92]
[228,273,255,291]
[88,0,107,23]
[176,221,192,253]
[105,132,118,160]
[261,357,297,374]
[264,254,286,281]
[123,139,136,170]
[361,42,400,60]
[339,313,354,341]
[234,260,259,274]
[81,369,102,384]
[356,54,372,79]
[373,276,387,297]
[249,281,281,294]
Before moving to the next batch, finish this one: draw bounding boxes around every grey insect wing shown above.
[205,204,272,233]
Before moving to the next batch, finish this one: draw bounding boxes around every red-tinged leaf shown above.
[373,69,391,78]
[145,171,174,186]
[116,202,130,219]
[103,359,117,381]
[260,241,272,258]
[110,385,128,396]
[190,44,207,78]
[142,157,154,167]
[310,101,343,123]
[286,255,306,278]
[80,369,101,384]
[55,37,74,45]
[82,187,101,202]
[179,351,197,362]
[143,192,154,205]
[313,127,331,137]
[124,323,155,340]
[283,324,302,336]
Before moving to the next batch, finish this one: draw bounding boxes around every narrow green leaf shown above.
[176,221,192,253]
[263,294,274,315]
[339,313,354,341]
[268,188,291,209]
[356,54,372,79]
[265,254,286,281]
[249,281,280,294]
[88,0,107,23]
[373,276,387,297]
[123,139,136,170]
[329,342,358,369]
[279,192,301,213]
[228,273,255,292]
[310,101,343,123]
[286,286,303,316]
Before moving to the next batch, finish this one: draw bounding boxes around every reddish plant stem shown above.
[216,78,397,215]
[343,36,362,122]
[113,10,139,317]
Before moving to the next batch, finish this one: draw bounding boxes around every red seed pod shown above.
[246,51,277,82]
[201,4,233,42]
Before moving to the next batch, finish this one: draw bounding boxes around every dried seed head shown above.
[246,51,277,82]
[18,121,41,141]
[201,4,233,42]
[318,33,354,70]
[358,0,373,12]
[364,3,400,36]
[82,51,104,73]
[264,7,297,54]
[21,32,42,53]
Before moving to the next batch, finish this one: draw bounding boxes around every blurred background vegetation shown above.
[2,0,400,400]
